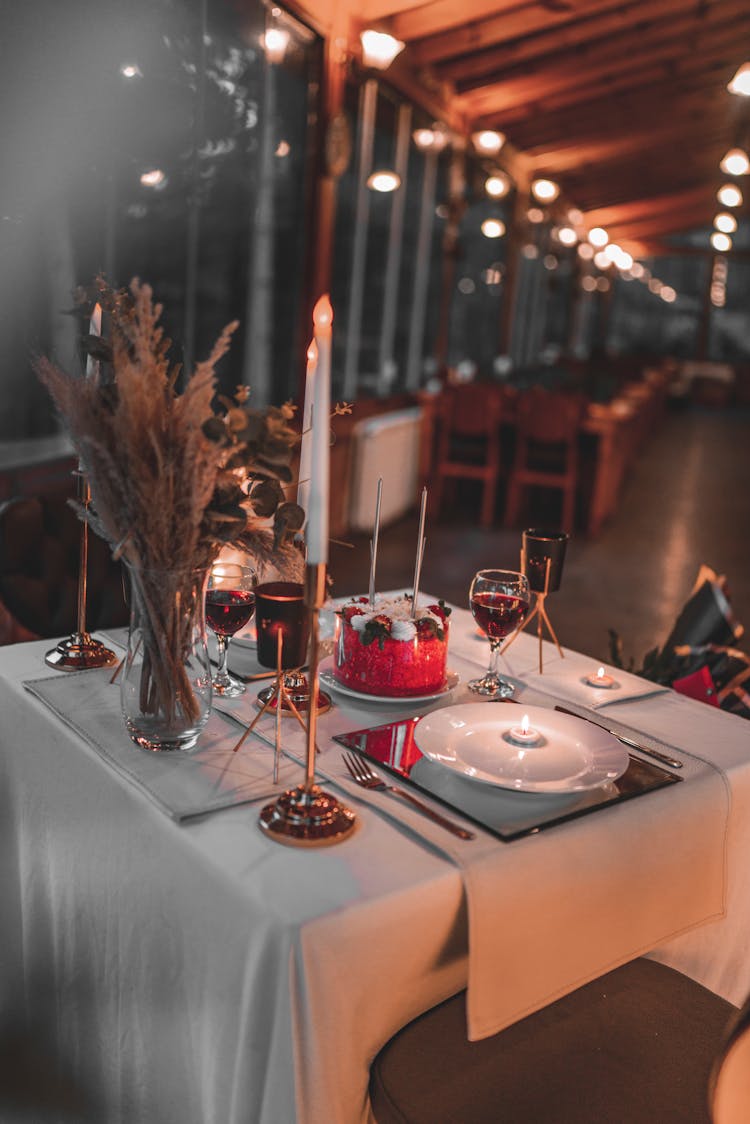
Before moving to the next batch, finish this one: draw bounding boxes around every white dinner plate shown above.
[319,657,459,705]
[414,704,629,793]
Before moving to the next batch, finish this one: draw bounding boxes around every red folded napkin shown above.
[672,665,719,707]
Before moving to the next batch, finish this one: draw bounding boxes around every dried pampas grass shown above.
[37,280,236,576]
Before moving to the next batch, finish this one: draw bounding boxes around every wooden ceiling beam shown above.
[582,186,718,229]
[408,0,631,67]
[526,119,727,175]
[390,0,549,46]
[359,0,440,23]
[509,84,729,150]
[607,204,716,239]
[438,0,722,86]
[457,18,749,118]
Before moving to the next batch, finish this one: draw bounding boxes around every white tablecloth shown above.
[2,610,749,1123]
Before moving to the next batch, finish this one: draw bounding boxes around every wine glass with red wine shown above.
[206,562,257,697]
[468,569,530,698]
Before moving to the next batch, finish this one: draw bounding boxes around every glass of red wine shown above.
[206,562,257,697]
[468,569,530,698]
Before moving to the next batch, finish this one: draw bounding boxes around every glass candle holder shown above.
[255,582,309,669]
[522,529,569,594]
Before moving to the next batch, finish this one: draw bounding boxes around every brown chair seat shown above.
[370,958,737,1124]
[711,988,750,1123]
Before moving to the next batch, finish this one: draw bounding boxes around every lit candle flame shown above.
[307,340,317,363]
[313,294,333,335]
[521,714,530,734]
[597,666,605,679]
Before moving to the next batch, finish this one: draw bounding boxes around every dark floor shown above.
[329,406,750,665]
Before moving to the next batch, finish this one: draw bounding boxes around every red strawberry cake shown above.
[334,594,451,697]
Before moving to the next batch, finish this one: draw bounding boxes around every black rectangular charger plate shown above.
[333,716,681,842]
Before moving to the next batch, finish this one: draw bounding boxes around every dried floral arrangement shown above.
[37,278,304,576]
[35,279,304,734]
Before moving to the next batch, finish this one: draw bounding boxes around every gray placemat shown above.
[24,669,297,821]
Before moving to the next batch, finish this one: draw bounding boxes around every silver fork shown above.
[341,752,476,841]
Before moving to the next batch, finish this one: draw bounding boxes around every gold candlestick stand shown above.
[45,472,118,671]
[258,563,356,846]
[500,552,564,675]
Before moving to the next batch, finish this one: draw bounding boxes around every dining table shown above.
[1,598,749,1124]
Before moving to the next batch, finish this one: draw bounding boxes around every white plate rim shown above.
[319,656,459,705]
[413,703,629,793]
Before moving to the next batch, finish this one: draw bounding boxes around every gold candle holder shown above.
[258,562,356,846]
[45,472,118,671]
[500,542,565,675]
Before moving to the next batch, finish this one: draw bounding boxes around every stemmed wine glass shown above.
[468,569,530,698]
[206,562,257,697]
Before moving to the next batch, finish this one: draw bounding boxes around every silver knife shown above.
[554,706,683,769]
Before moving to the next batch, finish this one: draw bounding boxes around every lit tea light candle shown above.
[586,666,618,689]
[504,713,545,747]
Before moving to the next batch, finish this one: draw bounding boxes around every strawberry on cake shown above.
[334,594,450,697]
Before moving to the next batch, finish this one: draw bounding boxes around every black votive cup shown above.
[255,582,309,670]
[522,529,569,594]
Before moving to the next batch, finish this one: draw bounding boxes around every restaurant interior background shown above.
[2,0,750,663]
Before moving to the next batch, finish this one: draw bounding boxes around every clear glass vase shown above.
[121,564,212,752]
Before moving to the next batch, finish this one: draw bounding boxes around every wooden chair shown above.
[711,988,750,1123]
[504,388,586,532]
[431,383,505,527]
[369,958,739,1124]
[0,490,127,640]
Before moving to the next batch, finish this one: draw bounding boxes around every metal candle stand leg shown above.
[258,563,356,846]
[44,472,118,671]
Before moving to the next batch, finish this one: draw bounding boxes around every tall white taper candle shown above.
[297,339,317,518]
[306,296,332,564]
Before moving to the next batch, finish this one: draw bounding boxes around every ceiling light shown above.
[360,30,405,70]
[717,183,743,207]
[481,218,506,239]
[714,213,738,234]
[262,27,290,64]
[728,62,750,96]
[720,148,750,175]
[593,251,611,271]
[603,243,621,262]
[485,173,510,199]
[412,125,449,152]
[557,226,578,246]
[119,62,142,79]
[711,231,732,252]
[413,128,435,151]
[140,169,167,189]
[531,178,560,203]
[367,170,401,192]
[588,226,609,247]
[472,130,505,155]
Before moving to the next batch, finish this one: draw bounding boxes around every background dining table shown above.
[1,600,749,1124]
